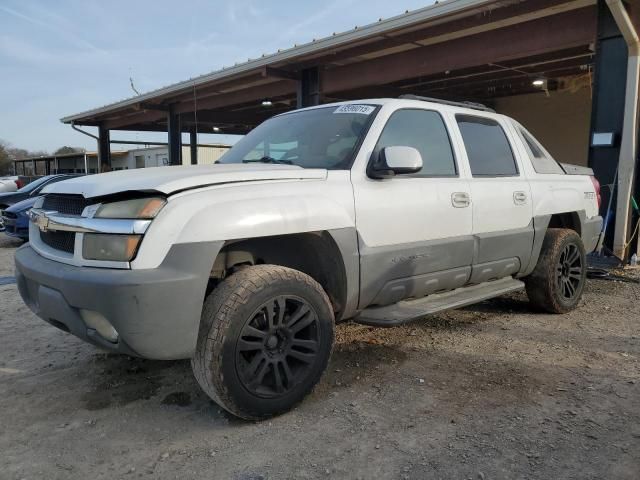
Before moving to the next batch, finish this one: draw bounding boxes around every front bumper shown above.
[15,242,222,359]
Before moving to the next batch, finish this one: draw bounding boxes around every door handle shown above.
[513,191,527,205]
[451,192,471,208]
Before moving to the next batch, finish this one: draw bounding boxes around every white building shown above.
[111,144,230,170]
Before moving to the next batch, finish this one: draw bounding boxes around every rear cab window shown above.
[515,123,564,174]
[455,114,518,177]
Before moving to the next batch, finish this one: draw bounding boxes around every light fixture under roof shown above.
[212,126,220,132]
[261,99,273,107]
[532,78,545,87]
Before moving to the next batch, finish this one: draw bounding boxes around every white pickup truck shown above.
[15,96,602,419]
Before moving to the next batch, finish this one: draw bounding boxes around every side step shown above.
[355,277,525,327]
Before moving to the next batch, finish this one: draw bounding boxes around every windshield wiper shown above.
[242,156,293,165]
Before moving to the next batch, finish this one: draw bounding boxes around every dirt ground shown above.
[0,236,638,480]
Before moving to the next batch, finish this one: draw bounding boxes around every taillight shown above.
[590,176,601,209]
[14,179,23,189]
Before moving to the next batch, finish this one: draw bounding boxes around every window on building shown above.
[456,115,518,176]
[375,109,457,176]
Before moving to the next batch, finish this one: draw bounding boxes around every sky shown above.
[0,0,433,153]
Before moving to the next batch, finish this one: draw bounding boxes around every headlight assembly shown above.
[94,197,166,219]
[83,234,142,262]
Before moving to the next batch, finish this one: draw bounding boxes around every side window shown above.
[375,109,457,176]
[518,127,564,174]
[456,114,518,176]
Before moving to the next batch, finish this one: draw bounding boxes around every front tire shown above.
[192,265,335,420]
[525,228,586,313]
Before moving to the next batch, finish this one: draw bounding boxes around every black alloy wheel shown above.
[525,228,587,314]
[191,264,334,420]
[556,243,583,301]
[236,295,321,398]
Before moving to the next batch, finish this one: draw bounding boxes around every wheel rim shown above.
[236,296,320,398]
[556,243,583,300]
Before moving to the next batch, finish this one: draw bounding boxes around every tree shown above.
[54,146,85,155]
[0,140,11,174]
[0,139,52,175]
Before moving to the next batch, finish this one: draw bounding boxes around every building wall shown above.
[494,86,592,167]
[114,147,159,169]
[181,145,230,165]
[111,145,230,170]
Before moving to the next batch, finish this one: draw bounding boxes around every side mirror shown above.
[368,146,423,179]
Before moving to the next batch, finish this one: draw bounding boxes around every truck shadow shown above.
[81,355,187,411]
[459,291,532,315]
[80,341,409,419]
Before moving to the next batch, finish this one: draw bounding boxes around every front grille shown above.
[41,231,75,254]
[42,194,93,216]
[2,211,17,219]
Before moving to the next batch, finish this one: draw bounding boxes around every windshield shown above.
[17,175,73,194]
[218,105,378,169]
[17,176,51,193]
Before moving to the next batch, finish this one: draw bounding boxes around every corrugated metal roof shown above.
[61,0,496,124]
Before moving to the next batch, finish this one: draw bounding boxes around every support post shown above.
[297,67,321,108]
[190,126,198,165]
[167,106,182,166]
[589,0,630,254]
[98,125,111,172]
[605,0,640,259]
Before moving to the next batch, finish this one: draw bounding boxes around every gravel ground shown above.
[0,236,638,479]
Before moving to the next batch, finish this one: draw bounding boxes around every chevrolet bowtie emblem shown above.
[29,210,50,232]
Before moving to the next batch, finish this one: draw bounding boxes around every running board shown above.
[355,277,525,327]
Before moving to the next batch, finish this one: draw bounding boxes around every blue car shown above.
[1,196,38,241]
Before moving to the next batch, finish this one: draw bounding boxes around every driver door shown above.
[352,107,473,308]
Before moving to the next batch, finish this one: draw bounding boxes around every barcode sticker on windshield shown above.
[333,104,375,115]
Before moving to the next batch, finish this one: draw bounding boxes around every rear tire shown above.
[525,228,586,313]
[191,265,334,420]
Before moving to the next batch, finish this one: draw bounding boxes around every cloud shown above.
[0,0,434,151]
[225,0,262,26]
[274,0,358,44]
[0,4,101,52]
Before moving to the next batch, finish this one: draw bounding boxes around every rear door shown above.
[454,113,534,282]
[352,107,473,307]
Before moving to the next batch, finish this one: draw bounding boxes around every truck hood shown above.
[42,164,328,198]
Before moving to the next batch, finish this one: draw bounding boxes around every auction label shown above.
[333,104,375,115]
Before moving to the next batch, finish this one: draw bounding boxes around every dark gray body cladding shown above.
[357,210,602,309]
[358,223,535,308]
[326,228,361,320]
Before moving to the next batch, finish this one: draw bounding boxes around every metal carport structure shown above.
[60,0,640,259]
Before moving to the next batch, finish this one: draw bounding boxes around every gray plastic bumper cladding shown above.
[582,216,603,253]
[14,242,223,360]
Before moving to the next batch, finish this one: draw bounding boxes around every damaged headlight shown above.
[82,197,165,262]
[83,234,142,262]
[94,197,166,219]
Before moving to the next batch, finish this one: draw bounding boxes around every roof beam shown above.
[323,7,596,94]
[103,80,294,130]
[402,54,593,91]
[174,80,296,114]
[261,66,300,81]
[296,0,593,69]
[104,110,166,130]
